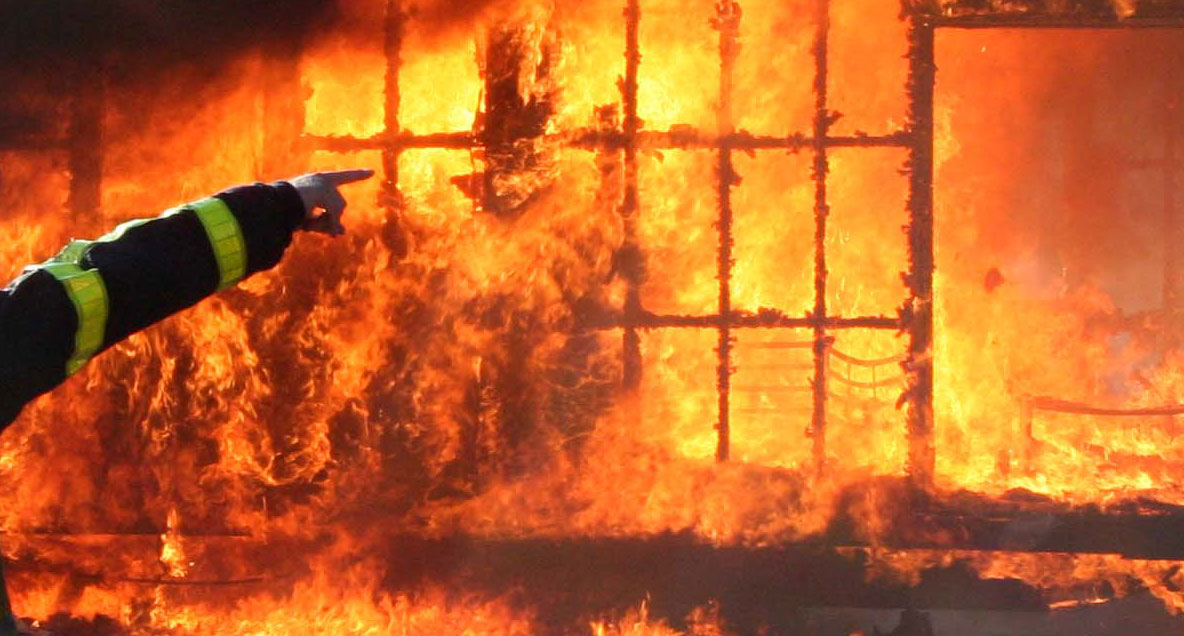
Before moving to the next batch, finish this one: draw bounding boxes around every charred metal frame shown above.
[299,0,1184,491]
[304,0,915,481]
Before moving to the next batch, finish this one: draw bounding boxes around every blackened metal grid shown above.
[297,0,939,490]
[296,0,1184,490]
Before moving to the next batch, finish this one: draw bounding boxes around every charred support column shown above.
[68,65,104,226]
[621,0,644,390]
[904,16,936,490]
[809,0,832,473]
[381,0,409,257]
[713,2,741,463]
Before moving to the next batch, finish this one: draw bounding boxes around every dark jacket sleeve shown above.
[0,181,306,429]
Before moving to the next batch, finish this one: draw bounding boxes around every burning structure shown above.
[2,0,1184,633]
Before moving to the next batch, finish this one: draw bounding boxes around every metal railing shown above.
[732,340,905,429]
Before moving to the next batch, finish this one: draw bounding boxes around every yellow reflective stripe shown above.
[188,198,246,291]
[37,196,244,376]
[98,217,153,242]
[41,260,109,376]
[52,239,92,264]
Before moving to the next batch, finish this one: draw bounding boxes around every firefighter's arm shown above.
[10,170,372,377]
[82,170,373,348]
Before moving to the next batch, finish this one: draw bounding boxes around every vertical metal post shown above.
[714,2,741,462]
[810,0,832,473]
[382,0,406,222]
[621,0,644,391]
[904,14,936,490]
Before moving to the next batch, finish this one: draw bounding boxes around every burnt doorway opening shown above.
[934,27,1184,497]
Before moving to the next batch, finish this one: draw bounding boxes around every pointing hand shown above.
[289,169,375,237]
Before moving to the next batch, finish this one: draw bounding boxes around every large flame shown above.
[1,0,1183,632]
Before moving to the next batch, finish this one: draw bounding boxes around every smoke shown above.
[0,0,555,146]
[939,29,1184,313]
[412,0,521,28]
[0,0,337,64]
[0,0,339,146]
[402,0,553,48]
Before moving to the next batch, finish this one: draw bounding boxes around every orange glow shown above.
[1,0,1184,631]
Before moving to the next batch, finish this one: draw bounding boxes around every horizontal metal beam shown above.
[568,129,912,152]
[1029,396,1184,417]
[934,15,1184,29]
[304,129,912,154]
[583,310,902,330]
[307,131,475,152]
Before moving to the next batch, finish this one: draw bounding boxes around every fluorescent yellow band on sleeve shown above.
[42,258,109,376]
[39,196,245,376]
[188,198,247,291]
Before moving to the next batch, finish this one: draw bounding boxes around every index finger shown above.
[322,169,376,185]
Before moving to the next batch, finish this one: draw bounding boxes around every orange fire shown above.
[2,0,1184,632]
